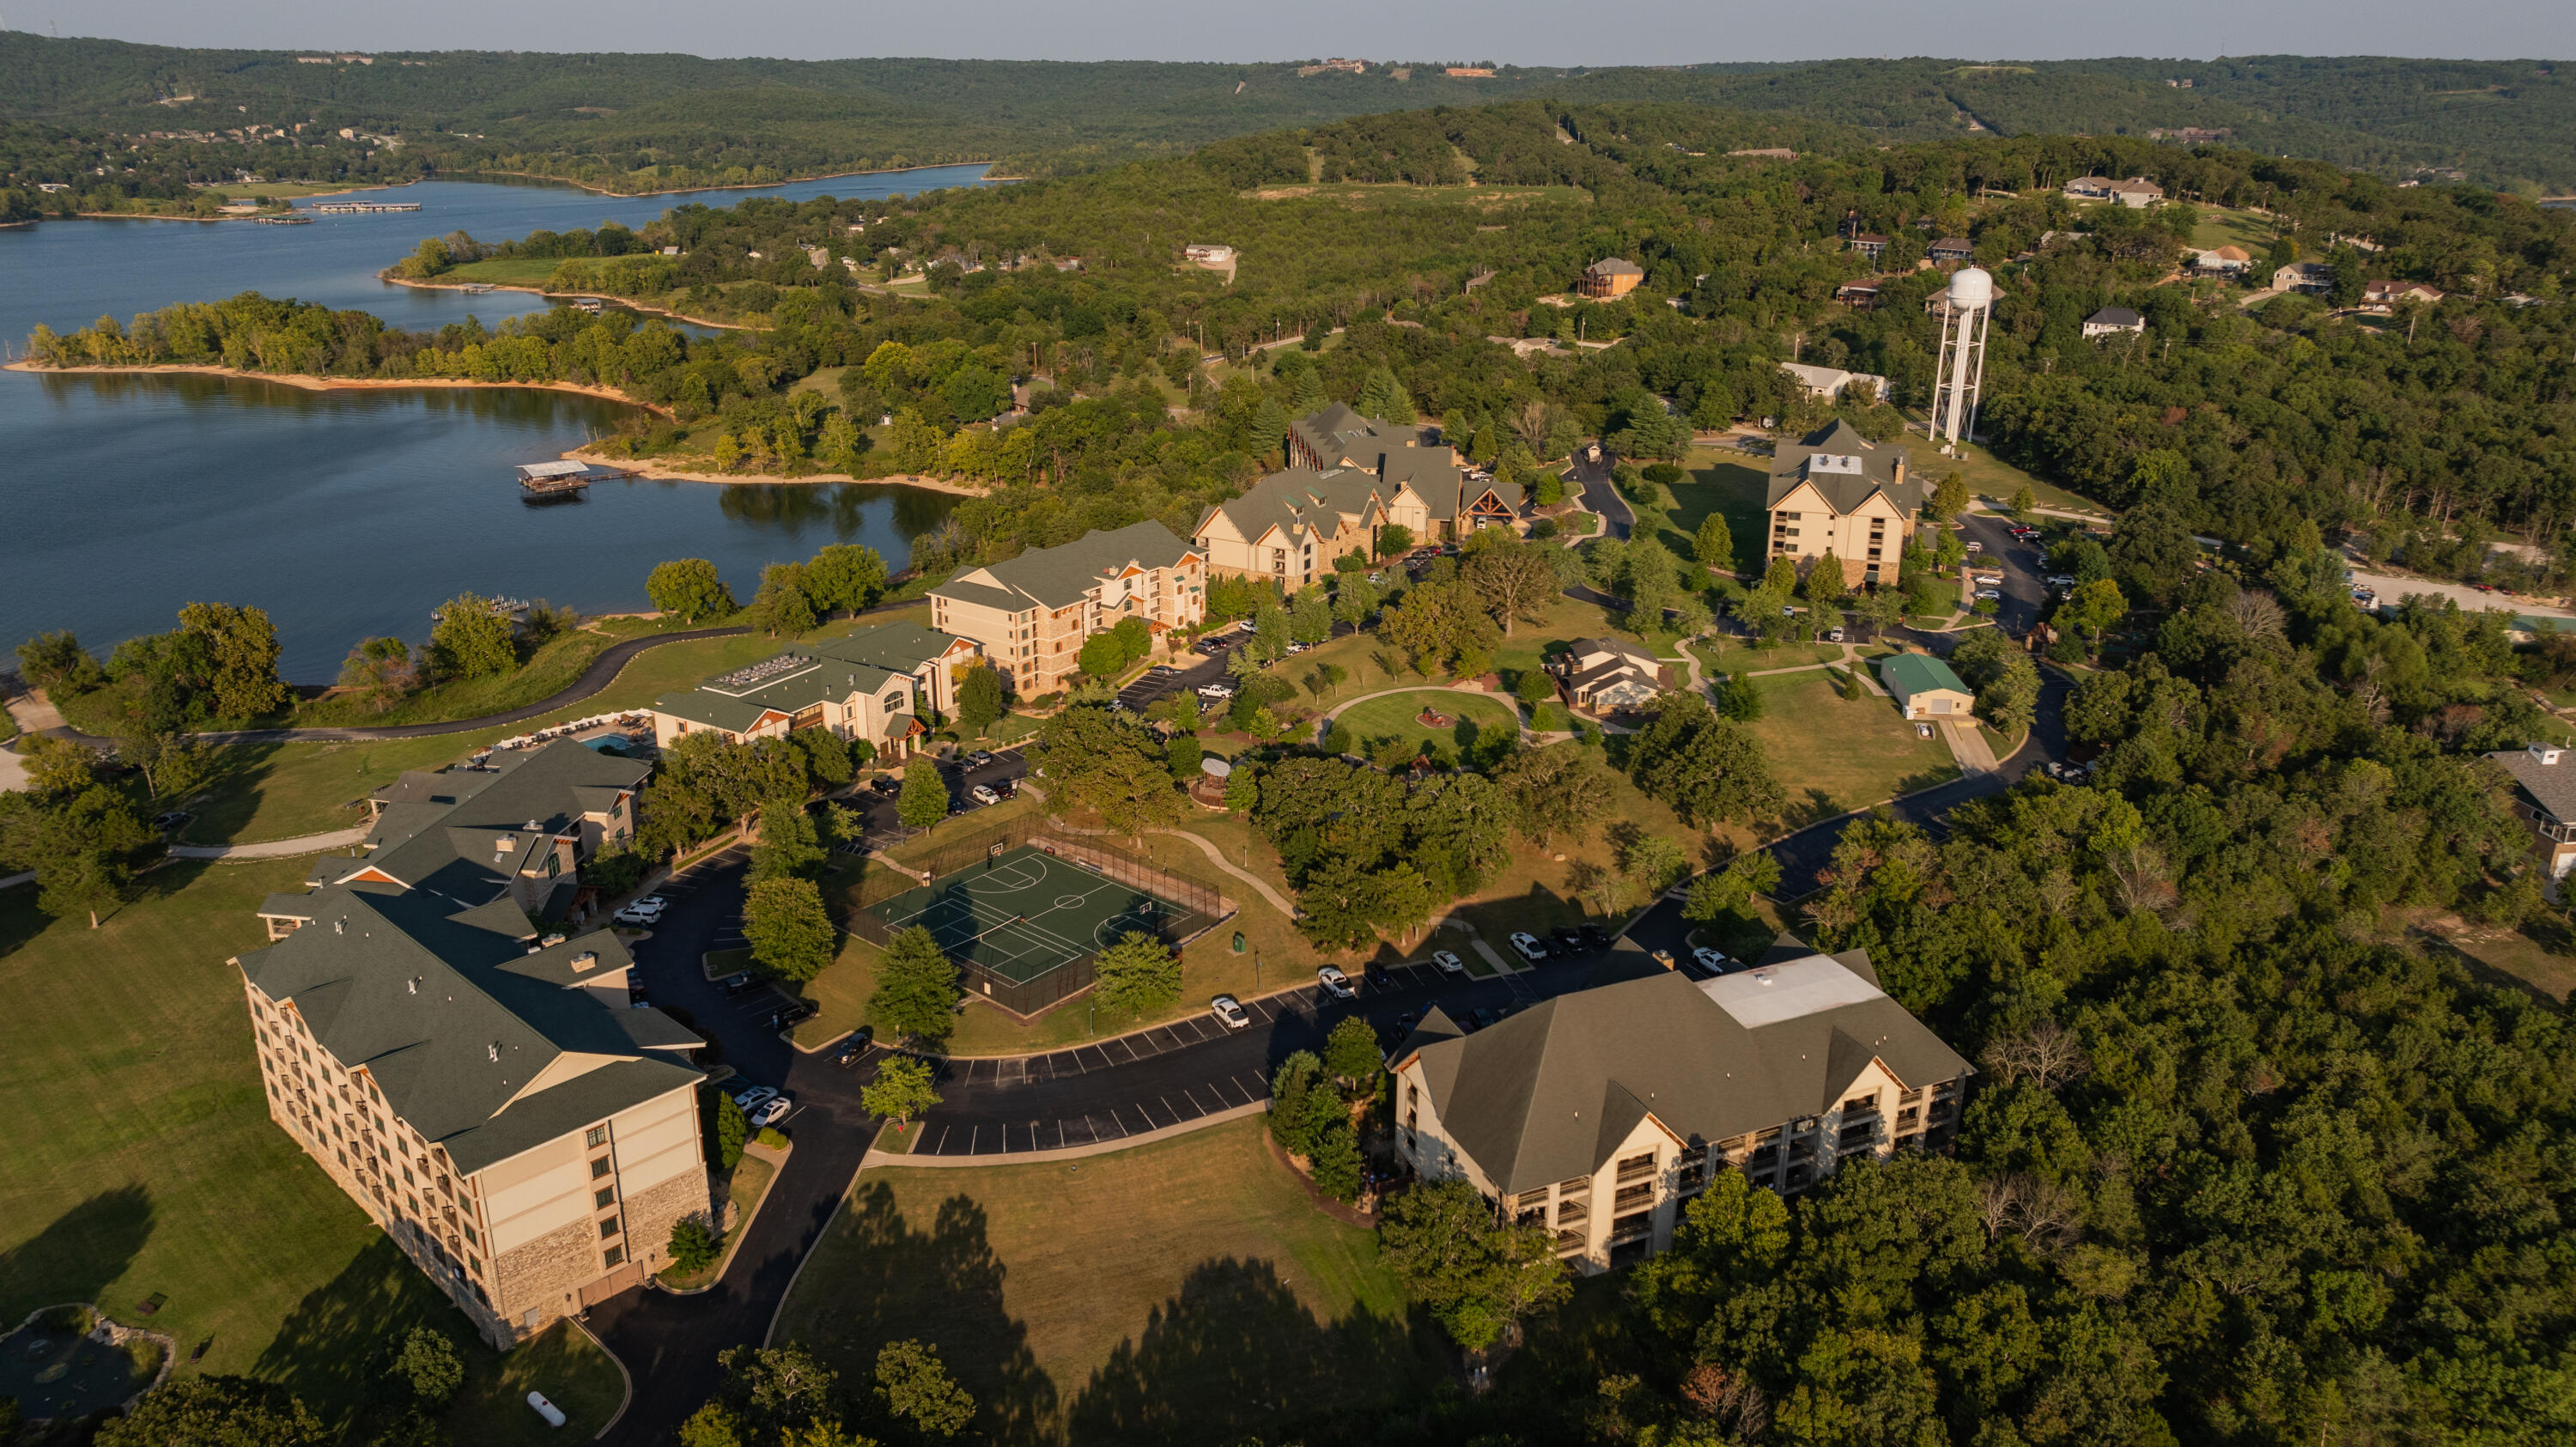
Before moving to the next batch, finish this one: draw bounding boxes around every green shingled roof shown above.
[1880,653,1969,697]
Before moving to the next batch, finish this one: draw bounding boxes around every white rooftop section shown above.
[1698,955,1886,1028]
[1807,453,1864,475]
[516,460,590,480]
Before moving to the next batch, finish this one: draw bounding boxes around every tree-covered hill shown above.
[3,33,2573,194]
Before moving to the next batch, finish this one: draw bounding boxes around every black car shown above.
[834,1027,874,1067]
[1551,926,1584,951]
[1470,1007,1502,1031]
[720,972,756,995]
[1364,961,1393,988]
[768,1001,817,1030]
[1578,923,1610,950]
[868,775,902,795]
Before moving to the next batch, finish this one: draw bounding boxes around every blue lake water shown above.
[0,166,991,679]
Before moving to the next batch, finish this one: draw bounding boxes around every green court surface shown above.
[865,844,1177,985]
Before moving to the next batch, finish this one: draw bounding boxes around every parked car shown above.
[2043,575,2076,588]
[1508,932,1549,963]
[748,1095,793,1128]
[964,749,996,767]
[869,775,902,795]
[969,783,1002,806]
[150,810,192,832]
[1146,666,1180,678]
[1693,946,1731,973]
[1964,540,1984,553]
[834,1028,874,1067]
[1552,926,1584,951]
[1578,923,1609,950]
[1431,949,1467,976]
[1469,1007,1502,1031]
[1825,628,1846,643]
[720,971,756,995]
[1198,682,1237,699]
[767,1001,817,1030]
[1211,994,1252,1030]
[727,1084,776,1113]
[612,896,667,926]
[1315,965,1354,1000]
[1974,589,2002,601]
[1364,961,1392,988]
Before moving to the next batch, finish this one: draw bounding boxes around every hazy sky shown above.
[27,0,2576,64]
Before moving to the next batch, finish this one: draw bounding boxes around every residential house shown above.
[2082,306,2147,338]
[1847,234,1891,262]
[2361,279,2445,312]
[1194,466,1390,588]
[1927,237,1976,264]
[2489,743,2576,880]
[649,623,981,759]
[1389,944,1971,1271]
[1880,654,1976,720]
[1833,282,1883,310]
[2191,245,2252,274]
[929,522,1206,696]
[1578,258,1644,299]
[1183,243,1236,264]
[1764,419,1925,588]
[2105,178,2165,208]
[2063,175,2117,200]
[1777,362,1889,404]
[1550,637,1669,714]
[263,741,651,937]
[1285,404,1521,539]
[2274,262,2334,294]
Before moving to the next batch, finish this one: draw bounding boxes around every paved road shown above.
[1565,447,1632,540]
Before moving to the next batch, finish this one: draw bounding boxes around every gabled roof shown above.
[2489,748,2576,824]
[1765,420,1921,515]
[2086,306,2145,328]
[1586,258,1644,277]
[237,884,702,1176]
[1195,466,1388,547]
[1880,652,1971,697]
[653,623,966,733]
[931,521,1200,612]
[1290,404,1437,471]
[1409,953,1969,1195]
[358,742,647,899]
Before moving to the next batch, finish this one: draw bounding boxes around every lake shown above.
[0,166,992,680]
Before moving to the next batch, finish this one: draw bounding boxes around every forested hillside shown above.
[3,33,2573,197]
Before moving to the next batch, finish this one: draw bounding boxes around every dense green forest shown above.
[4,33,2575,197]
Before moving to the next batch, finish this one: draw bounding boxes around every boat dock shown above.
[518,460,593,497]
[308,200,422,213]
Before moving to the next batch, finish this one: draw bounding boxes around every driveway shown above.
[1564,447,1631,540]
[2347,568,2576,626]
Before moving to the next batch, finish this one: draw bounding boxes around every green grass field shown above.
[1742,671,1959,828]
[0,862,623,1436]
[1242,181,1589,210]
[771,1117,1449,1444]
[436,257,565,287]
[1667,451,1774,578]
[1331,689,1519,758]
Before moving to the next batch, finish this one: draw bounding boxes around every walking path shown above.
[1145,825,1301,918]
[1317,684,1540,745]
[168,826,369,860]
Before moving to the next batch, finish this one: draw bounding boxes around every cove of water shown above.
[0,166,991,679]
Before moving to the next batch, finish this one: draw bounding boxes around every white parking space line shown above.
[1181,1085,1206,1114]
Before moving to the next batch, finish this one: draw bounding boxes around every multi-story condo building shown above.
[648,622,981,758]
[1285,404,1522,540]
[1389,943,1970,1272]
[1764,419,1927,589]
[1193,465,1390,588]
[928,521,1206,696]
[236,740,710,1346]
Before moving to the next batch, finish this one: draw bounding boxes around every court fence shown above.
[844,815,1233,1018]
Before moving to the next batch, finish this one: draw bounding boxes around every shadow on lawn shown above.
[252,1236,463,1424]
[0,1186,155,1318]
[1066,1256,1443,1447]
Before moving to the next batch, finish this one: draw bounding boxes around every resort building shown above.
[1390,944,1971,1272]
[1285,404,1522,540]
[1764,419,1927,588]
[649,623,981,758]
[1194,466,1390,587]
[262,740,652,938]
[236,738,710,1346]
[929,521,1206,696]
[2490,742,2576,881]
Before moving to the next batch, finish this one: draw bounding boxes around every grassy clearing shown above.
[772,1117,1448,1443]
[436,257,565,287]
[1332,689,1519,757]
[2190,204,2278,254]
[1668,451,1774,578]
[1920,435,2111,519]
[0,861,622,1435]
[283,626,624,730]
[1742,671,1959,828]
[441,1322,626,1444]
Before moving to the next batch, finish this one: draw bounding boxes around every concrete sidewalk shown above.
[169,826,368,860]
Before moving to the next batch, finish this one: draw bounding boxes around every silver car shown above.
[1210,994,1251,1030]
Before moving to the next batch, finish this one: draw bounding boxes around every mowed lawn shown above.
[1332,688,1521,757]
[772,1118,1449,1444]
[0,863,623,1434]
[1668,452,1773,578]
[1744,670,1959,827]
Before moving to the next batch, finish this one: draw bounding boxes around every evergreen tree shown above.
[866,927,960,1046]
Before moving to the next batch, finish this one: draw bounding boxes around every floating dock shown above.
[308,200,422,213]
[517,460,593,498]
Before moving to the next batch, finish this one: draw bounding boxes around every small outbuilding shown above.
[2082,306,2146,338]
[1880,654,1977,721]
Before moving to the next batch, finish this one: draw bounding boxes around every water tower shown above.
[1930,266,1993,451]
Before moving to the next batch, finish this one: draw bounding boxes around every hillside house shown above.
[1765,420,1923,588]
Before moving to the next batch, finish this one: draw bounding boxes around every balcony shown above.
[1553,1201,1589,1227]
[1555,1229,1588,1255]
[1613,1182,1656,1213]
[1615,1158,1657,1185]
[1607,1213,1654,1244]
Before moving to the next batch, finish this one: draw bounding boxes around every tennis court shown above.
[864,843,1183,994]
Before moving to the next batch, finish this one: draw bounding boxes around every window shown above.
[598,1218,621,1241]
[462,1224,478,1247]
[590,1156,612,1180]
[603,1245,625,1269]
[594,1186,616,1210]
[586,1126,609,1149]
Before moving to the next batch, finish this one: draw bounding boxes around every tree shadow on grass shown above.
[0,1186,155,1321]
[250,1235,462,1427]
[787,1182,1056,1446]
[1065,1256,1447,1447]
[1778,786,1850,831]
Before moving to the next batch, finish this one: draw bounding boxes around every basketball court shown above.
[863,843,1183,989]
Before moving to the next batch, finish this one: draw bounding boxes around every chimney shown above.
[569,951,599,972]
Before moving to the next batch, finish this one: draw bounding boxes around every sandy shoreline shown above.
[3,360,670,414]
[380,272,751,331]
[560,445,988,495]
